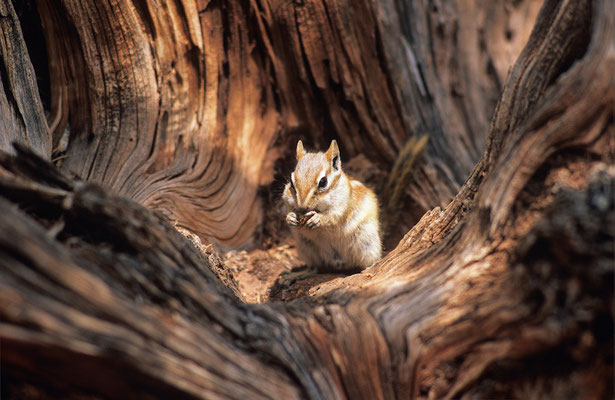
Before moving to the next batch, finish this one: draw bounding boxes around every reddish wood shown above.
[0,0,612,399]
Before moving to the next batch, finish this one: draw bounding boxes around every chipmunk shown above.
[282,140,382,270]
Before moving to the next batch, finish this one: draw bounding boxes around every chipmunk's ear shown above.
[326,140,341,171]
[296,140,306,160]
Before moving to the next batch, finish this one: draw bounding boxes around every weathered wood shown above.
[0,145,301,399]
[0,0,50,157]
[36,0,279,248]
[1,141,612,398]
[30,0,543,248]
[1,0,613,398]
[372,0,544,214]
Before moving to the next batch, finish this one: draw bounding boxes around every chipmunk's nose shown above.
[296,207,309,215]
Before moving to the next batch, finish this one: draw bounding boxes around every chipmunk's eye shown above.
[318,176,327,189]
[290,179,296,193]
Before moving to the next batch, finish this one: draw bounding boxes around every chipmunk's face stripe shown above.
[304,188,315,207]
[296,188,315,209]
[329,169,341,188]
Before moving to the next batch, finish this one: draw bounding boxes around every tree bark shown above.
[1,0,613,399]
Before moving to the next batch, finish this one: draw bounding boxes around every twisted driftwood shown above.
[1,0,613,398]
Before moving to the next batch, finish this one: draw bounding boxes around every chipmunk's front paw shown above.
[304,211,321,229]
[286,212,300,227]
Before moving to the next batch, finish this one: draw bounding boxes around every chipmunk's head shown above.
[282,140,346,216]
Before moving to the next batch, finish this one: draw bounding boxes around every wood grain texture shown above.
[374,0,545,212]
[0,146,301,399]
[0,0,50,157]
[28,0,542,248]
[36,0,279,248]
[1,0,613,398]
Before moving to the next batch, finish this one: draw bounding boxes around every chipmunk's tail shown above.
[381,134,428,228]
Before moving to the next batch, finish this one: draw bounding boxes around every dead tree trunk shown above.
[1,0,613,399]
